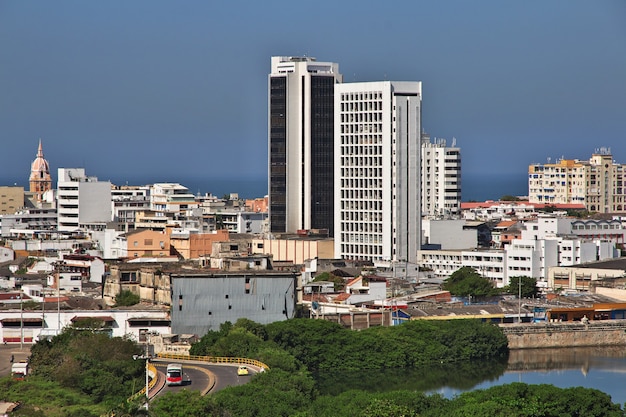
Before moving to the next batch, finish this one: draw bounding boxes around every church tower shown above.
[29,139,52,202]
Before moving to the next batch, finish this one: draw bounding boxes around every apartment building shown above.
[268,56,343,236]
[149,183,199,218]
[418,215,619,288]
[0,186,24,215]
[122,229,171,258]
[111,185,150,225]
[421,133,461,217]
[251,235,335,266]
[417,249,506,287]
[56,168,111,232]
[169,229,229,259]
[334,81,422,264]
[528,148,626,213]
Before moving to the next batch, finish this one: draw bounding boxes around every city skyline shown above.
[1,1,625,199]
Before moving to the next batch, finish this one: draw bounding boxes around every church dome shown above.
[31,156,50,174]
[29,139,51,181]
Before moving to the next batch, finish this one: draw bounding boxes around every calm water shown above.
[315,346,626,407]
[435,347,626,407]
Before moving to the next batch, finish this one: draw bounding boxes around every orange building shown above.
[170,230,230,259]
[125,229,171,258]
[245,196,268,213]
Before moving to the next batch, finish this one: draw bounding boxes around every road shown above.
[0,345,31,377]
[150,359,257,397]
[1,346,258,399]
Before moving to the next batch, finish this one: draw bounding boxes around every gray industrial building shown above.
[170,271,298,336]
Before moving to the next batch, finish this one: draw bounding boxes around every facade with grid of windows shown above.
[334,81,422,264]
[420,133,461,217]
[57,168,111,232]
[528,149,626,213]
[268,56,342,236]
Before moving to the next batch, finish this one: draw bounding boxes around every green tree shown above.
[234,317,268,340]
[212,369,317,417]
[28,327,144,404]
[209,326,265,357]
[505,276,539,299]
[263,318,508,372]
[114,290,140,307]
[443,267,500,297]
[500,195,521,201]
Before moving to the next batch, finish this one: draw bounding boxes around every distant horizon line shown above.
[1,170,525,184]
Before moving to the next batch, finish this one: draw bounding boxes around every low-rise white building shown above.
[0,308,170,344]
[422,219,477,250]
[418,216,619,289]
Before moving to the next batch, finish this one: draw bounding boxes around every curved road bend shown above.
[151,359,257,398]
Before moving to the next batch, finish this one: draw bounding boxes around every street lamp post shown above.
[145,357,150,404]
[133,338,152,409]
[144,332,155,408]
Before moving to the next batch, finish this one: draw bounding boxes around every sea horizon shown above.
[1,171,528,203]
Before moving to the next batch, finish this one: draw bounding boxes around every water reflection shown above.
[508,346,626,373]
[315,346,626,405]
[314,357,508,395]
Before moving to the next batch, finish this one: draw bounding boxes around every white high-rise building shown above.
[420,133,461,217]
[334,81,422,264]
[268,56,343,236]
[56,168,111,232]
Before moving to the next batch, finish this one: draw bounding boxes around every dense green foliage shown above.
[190,318,508,372]
[443,266,501,297]
[0,324,145,416]
[265,318,509,371]
[115,289,141,306]
[440,383,624,417]
[505,276,539,298]
[152,377,626,417]
[3,316,625,416]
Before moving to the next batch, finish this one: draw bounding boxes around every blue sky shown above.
[1,1,625,199]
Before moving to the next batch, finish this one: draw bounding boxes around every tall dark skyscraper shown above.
[268,56,342,236]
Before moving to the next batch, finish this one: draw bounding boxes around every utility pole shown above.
[518,277,522,323]
[20,292,23,349]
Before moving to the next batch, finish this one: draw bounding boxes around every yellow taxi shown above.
[237,365,249,376]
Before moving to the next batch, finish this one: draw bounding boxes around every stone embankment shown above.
[500,320,626,349]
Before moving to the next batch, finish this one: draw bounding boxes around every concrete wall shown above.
[501,321,626,349]
[422,219,476,250]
